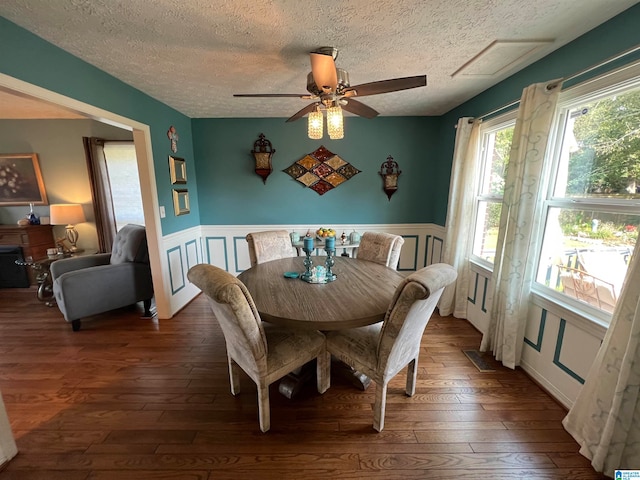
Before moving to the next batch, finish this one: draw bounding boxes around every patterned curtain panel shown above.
[562,236,640,476]
[438,118,481,318]
[480,79,563,368]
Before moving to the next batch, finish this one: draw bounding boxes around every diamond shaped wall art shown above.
[283,146,361,196]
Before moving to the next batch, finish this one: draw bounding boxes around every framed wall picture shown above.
[169,155,187,184]
[0,153,49,206]
[172,188,190,216]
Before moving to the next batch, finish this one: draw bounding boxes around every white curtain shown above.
[562,237,640,476]
[480,79,563,368]
[439,118,481,318]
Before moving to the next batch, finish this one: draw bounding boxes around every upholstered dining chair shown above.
[187,263,330,432]
[325,263,457,432]
[356,232,405,270]
[246,229,297,267]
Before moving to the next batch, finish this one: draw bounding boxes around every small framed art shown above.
[169,155,187,184]
[172,188,190,216]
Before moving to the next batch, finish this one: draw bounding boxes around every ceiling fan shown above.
[233,47,427,123]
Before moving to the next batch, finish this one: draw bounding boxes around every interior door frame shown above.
[0,73,171,320]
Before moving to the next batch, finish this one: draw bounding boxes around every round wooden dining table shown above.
[238,256,404,397]
[237,256,404,331]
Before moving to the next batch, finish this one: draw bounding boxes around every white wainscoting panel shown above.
[159,226,203,317]
[160,224,445,319]
[205,236,228,271]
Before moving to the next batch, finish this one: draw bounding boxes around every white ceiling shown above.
[0,0,637,119]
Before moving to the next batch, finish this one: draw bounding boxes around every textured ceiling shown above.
[0,0,637,119]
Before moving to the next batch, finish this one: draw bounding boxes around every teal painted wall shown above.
[434,3,640,225]
[192,116,440,225]
[0,17,198,235]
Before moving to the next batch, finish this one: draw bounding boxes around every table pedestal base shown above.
[278,365,315,399]
[278,358,371,399]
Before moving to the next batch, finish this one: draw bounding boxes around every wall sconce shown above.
[379,156,401,201]
[251,133,276,184]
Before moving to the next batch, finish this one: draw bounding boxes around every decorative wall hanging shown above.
[0,153,48,206]
[379,155,401,201]
[168,156,187,184]
[172,189,190,216]
[167,125,179,153]
[283,145,360,196]
[251,133,275,184]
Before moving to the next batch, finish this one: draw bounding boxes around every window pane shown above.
[536,207,638,313]
[554,88,640,199]
[103,143,145,230]
[473,200,502,263]
[479,126,513,195]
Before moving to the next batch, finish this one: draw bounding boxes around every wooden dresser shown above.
[0,225,56,286]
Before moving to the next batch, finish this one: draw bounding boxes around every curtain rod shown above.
[470,43,640,123]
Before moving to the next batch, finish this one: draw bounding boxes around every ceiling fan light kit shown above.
[326,104,344,140]
[234,47,426,140]
[308,107,323,139]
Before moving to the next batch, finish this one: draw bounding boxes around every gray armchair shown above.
[50,224,154,331]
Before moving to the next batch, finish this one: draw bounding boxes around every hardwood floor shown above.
[0,287,607,480]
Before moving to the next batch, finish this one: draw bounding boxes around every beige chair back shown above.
[377,264,458,380]
[246,230,297,267]
[187,264,267,379]
[357,232,404,269]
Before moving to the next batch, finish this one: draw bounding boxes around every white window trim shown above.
[531,59,640,326]
[469,110,517,269]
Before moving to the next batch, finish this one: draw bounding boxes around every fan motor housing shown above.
[306,69,350,96]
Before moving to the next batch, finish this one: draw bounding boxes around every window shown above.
[103,142,145,231]
[534,65,640,318]
[471,114,516,265]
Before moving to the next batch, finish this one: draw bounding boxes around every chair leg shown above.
[406,358,418,397]
[71,319,81,332]
[373,382,388,432]
[228,356,241,396]
[316,351,331,394]
[142,298,153,318]
[257,382,270,433]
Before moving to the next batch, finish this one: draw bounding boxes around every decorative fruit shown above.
[315,227,336,238]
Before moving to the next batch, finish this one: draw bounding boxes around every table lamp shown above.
[49,203,86,252]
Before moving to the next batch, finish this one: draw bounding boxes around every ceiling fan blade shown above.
[341,98,379,119]
[310,52,338,92]
[344,75,427,97]
[285,103,318,123]
[234,93,311,98]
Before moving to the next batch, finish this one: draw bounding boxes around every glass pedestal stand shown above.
[324,247,337,282]
[299,244,338,283]
[300,246,314,283]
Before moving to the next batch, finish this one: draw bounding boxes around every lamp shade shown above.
[49,204,86,226]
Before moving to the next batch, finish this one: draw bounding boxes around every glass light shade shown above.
[308,109,323,139]
[327,105,344,140]
[49,204,86,226]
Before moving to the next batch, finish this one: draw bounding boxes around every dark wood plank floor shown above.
[0,287,607,479]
